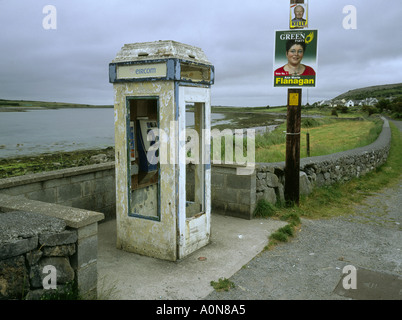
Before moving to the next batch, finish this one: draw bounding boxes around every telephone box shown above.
[109,41,214,261]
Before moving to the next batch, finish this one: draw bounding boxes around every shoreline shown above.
[0,147,115,179]
[0,106,113,112]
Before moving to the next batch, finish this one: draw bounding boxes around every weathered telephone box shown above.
[109,41,214,261]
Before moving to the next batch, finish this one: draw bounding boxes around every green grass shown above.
[210,278,235,292]
[253,199,277,218]
[39,280,82,300]
[271,121,401,221]
[256,117,382,162]
[213,117,383,164]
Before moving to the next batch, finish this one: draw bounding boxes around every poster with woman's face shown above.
[273,29,318,88]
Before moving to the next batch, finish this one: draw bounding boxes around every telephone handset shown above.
[138,120,158,151]
[137,119,158,173]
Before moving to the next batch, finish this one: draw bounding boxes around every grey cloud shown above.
[0,0,400,106]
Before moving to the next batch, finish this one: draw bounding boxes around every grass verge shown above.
[262,121,401,250]
[212,116,383,164]
[255,117,382,162]
[210,278,236,292]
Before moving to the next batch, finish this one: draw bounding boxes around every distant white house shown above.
[345,100,355,107]
[316,97,379,108]
[358,97,378,106]
[317,99,331,106]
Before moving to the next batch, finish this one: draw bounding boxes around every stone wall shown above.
[0,211,76,299]
[0,194,104,300]
[0,163,115,221]
[211,165,256,220]
[186,164,257,220]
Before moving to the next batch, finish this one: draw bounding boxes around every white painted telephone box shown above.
[109,41,214,261]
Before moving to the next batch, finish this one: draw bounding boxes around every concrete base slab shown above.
[97,214,286,300]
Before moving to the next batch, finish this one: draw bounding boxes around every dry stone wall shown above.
[0,211,77,300]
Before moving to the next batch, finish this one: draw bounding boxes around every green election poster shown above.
[273,29,318,88]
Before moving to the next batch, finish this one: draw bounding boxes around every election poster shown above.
[273,29,318,88]
[290,0,308,29]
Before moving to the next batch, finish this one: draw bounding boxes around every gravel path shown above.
[205,120,402,300]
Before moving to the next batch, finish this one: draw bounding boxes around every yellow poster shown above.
[290,0,308,29]
[289,93,299,106]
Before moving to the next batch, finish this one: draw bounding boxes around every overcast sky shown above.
[0,0,401,107]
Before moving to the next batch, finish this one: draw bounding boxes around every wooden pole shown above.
[306,132,310,157]
[285,88,302,206]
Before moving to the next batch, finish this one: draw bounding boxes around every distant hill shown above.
[0,99,113,109]
[333,83,402,101]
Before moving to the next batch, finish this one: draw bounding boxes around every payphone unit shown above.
[137,119,158,173]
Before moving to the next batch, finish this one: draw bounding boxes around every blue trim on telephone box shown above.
[109,58,214,86]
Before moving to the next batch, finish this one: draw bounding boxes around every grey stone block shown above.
[57,183,81,202]
[299,172,313,196]
[95,171,104,179]
[30,257,74,288]
[212,188,238,203]
[70,173,95,184]
[238,191,251,205]
[26,188,57,203]
[76,262,97,297]
[0,236,38,260]
[316,173,325,186]
[71,235,98,269]
[211,200,227,213]
[103,190,115,206]
[256,187,277,205]
[226,175,252,190]
[211,173,225,187]
[76,223,98,240]
[26,250,43,266]
[0,255,29,300]
[39,230,77,246]
[5,183,42,196]
[42,244,76,257]
[82,180,95,197]
[94,176,114,194]
[256,179,268,191]
[25,289,46,300]
[72,195,97,211]
[0,211,66,244]
[275,184,285,204]
[266,173,279,188]
[43,177,70,189]
[226,203,252,220]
